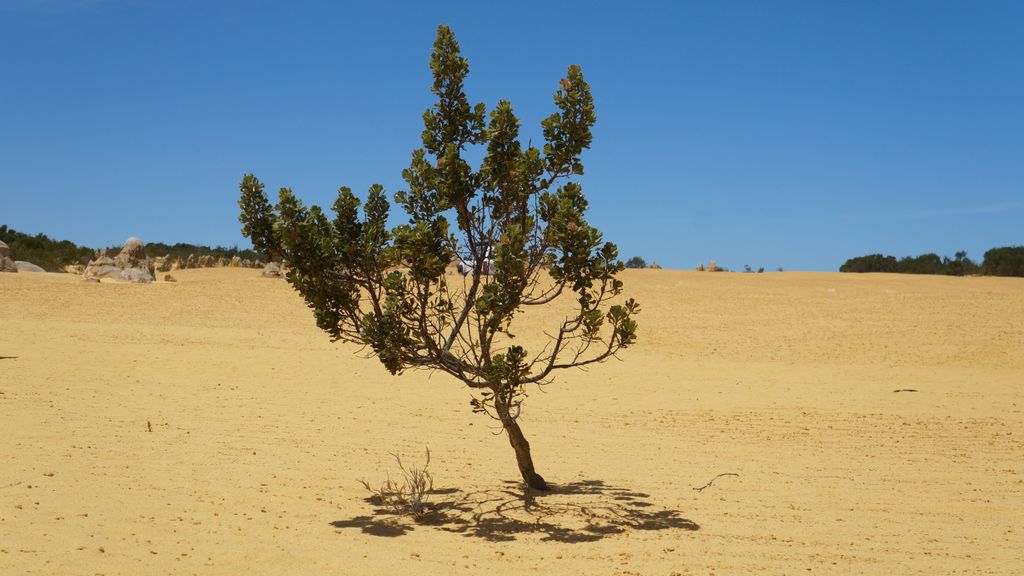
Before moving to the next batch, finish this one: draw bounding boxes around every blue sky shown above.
[2,0,1021,270]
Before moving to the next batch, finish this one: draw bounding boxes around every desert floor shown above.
[1,268,1021,575]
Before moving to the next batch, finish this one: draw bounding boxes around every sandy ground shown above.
[1,268,1022,575]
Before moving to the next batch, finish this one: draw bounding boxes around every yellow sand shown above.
[1,268,1021,575]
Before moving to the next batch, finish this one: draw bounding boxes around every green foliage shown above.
[238,174,281,261]
[0,225,94,271]
[840,251,982,276]
[839,253,898,273]
[982,246,1024,276]
[239,25,639,429]
[624,256,647,269]
[0,224,261,272]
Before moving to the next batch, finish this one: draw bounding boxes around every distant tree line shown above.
[840,247,1024,277]
[126,241,261,264]
[0,225,95,272]
[0,224,262,272]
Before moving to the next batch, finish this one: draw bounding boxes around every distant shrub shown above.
[945,251,980,276]
[982,246,1024,277]
[841,250,986,276]
[139,241,261,264]
[625,256,647,269]
[840,253,898,273]
[0,224,263,272]
[0,225,94,272]
[898,253,945,275]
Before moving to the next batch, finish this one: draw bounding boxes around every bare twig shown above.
[692,472,739,492]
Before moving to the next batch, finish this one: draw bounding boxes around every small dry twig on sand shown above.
[693,472,739,492]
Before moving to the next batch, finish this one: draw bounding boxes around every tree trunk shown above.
[497,405,549,491]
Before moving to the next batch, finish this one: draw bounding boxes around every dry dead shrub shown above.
[359,448,434,518]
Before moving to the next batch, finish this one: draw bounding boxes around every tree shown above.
[238,174,281,262]
[624,256,647,269]
[982,246,1024,277]
[945,250,979,276]
[839,253,898,273]
[238,26,639,490]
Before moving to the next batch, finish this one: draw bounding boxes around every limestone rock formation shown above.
[114,237,147,269]
[260,262,283,278]
[0,241,17,273]
[14,261,45,273]
[84,237,155,283]
[155,256,172,272]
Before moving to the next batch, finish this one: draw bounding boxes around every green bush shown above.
[982,246,1024,276]
[0,225,94,272]
[624,256,647,269]
[840,250,986,276]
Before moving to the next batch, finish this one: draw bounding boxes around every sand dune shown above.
[1,268,1021,574]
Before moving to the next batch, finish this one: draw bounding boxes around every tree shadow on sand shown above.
[329,480,699,542]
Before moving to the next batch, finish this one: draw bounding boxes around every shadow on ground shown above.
[329,479,699,542]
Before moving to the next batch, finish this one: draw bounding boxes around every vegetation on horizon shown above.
[238,26,639,490]
[0,224,261,272]
[0,225,94,272]
[136,241,261,264]
[840,248,1024,277]
[624,256,647,269]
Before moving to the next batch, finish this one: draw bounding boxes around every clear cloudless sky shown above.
[1,0,1021,270]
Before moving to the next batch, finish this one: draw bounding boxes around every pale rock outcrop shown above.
[155,256,172,273]
[260,262,283,278]
[14,261,45,273]
[0,241,17,273]
[114,237,147,269]
[83,237,154,283]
